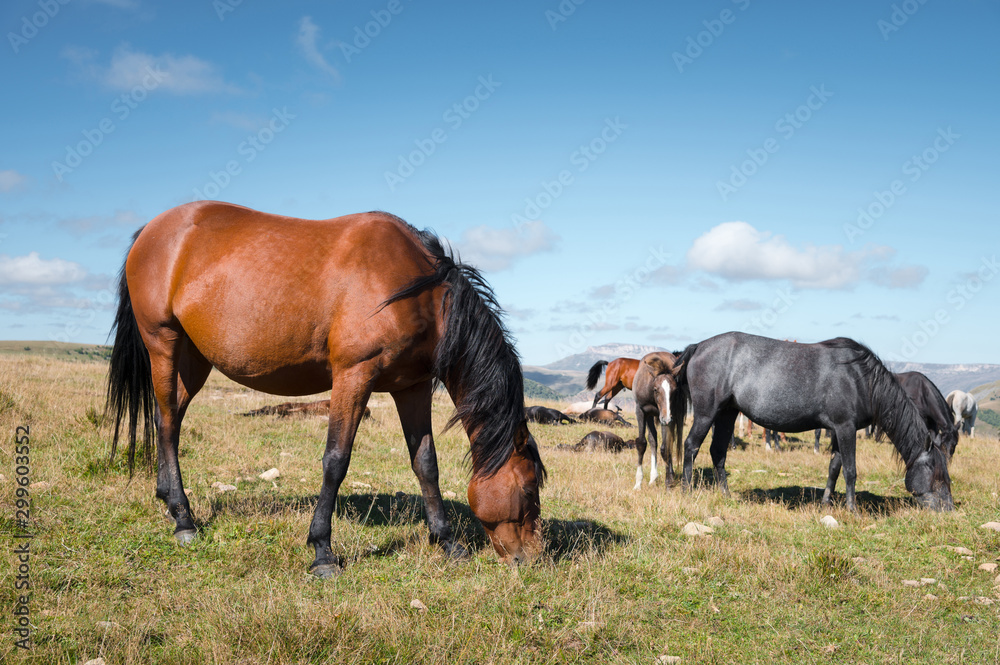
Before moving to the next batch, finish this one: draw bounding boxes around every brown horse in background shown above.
[586,357,640,408]
[105,201,546,576]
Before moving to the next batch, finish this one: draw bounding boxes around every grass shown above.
[0,353,998,664]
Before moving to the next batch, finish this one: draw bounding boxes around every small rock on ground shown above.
[349,482,372,490]
[820,515,839,529]
[409,599,428,612]
[259,468,280,481]
[920,578,936,585]
[657,656,682,664]
[83,659,106,665]
[706,516,725,528]
[443,491,457,500]
[978,563,998,573]
[681,522,713,537]
[902,580,921,587]
[923,594,938,601]
[980,522,1000,532]
[30,481,51,491]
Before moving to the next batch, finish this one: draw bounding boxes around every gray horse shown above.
[673,332,953,511]
[945,390,978,437]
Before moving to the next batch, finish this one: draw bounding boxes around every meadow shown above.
[1,350,998,664]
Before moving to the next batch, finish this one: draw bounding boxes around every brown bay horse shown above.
[105,201,546,576]
[586,357,640,409]
[631,352,685,490]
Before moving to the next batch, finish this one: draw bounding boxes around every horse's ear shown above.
[644,355,671,375]
[670,360,685,378]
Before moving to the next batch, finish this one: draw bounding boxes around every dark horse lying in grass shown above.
[105,202,546,576]
[895,371,960,458]
[525,405,576,425]
[674,332,953,511]
[586,357,640,409]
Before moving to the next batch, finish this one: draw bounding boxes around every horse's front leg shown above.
[821,429,842,506]
[307,381,371,578]
[633,406,648,490]
[392,381,467,559]
[709,409,737,494]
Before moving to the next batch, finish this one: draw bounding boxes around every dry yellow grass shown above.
[1,352,998,664]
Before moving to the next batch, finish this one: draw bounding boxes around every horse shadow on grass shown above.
[202,490,626,563]
[739,485,921,516]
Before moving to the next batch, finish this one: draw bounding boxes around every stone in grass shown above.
[820,515,839,529]
[950,546,975,556]
[923,594,938,601]
[706,516,725,528]
[981,522,1000,532]
[30,481,51,491]
[657,656,682,664]
[902,580,921,588]
[443,491,458,500]
[993,573,1000,586]
[681,522,713,537]
[920,578,936,585]
[211,481,237,493]
[409,599,428,613]
[83,659,107,665]
[259,468,280,481]
[978,563,998,573]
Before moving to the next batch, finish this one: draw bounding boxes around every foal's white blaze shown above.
[658,378,672,425]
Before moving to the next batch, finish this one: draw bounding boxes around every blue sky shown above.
[1,0,997,366]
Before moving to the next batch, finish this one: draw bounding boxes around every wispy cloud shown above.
[66,43,240,95]
[687,221,924,290]
[454,221,557,272]
[296,16,341,82]
[0,170,28,192]
[714,299,762,311]
[57,209,142,236]
[0,252,87,285]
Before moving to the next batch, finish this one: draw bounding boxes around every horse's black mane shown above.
[817,337,945,479]
[379,215,546,487]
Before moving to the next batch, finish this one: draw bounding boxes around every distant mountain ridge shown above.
[542,343,669,372]
[886,362,1000,396]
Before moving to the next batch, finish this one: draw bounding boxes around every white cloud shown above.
[57,209,143,235]
[686,221,915,290]
[0,253,88,285]
[67,43,239,95]
[869,265,928,289]
[297,16,340,82]
[0,170,27,192]
[454,221,557,272]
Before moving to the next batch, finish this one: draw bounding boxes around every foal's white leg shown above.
[649,450,659,485]
[633,464,643,490]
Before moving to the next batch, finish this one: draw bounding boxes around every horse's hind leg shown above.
[710,409,737,494]
[391,381,466,559]
[682,413,715,490]
[148,335,212,544]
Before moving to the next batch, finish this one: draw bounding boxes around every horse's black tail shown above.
[674,343,698,391]
[104,234,155,475]
[586,360,608,390]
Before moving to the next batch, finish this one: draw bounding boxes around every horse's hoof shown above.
[174,529,198,546]
[442,541,470,560]
[309,562,343,579]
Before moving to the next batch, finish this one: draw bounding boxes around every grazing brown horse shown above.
[240,399,371,420]
[105,202,546,576]
[586,357,640,409]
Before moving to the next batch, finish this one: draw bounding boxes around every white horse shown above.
[946,390,978,437]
